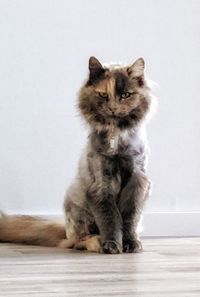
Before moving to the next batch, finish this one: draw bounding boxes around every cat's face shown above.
[79,57,151,131]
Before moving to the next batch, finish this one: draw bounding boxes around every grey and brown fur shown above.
[0,57,154,254]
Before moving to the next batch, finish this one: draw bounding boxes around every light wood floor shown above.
[0,238,200,296]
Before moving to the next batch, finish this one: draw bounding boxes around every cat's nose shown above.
[108,107,115,115]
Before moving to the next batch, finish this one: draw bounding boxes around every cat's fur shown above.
[0,57,154,254]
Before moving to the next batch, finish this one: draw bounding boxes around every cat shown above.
[0,56,154,254]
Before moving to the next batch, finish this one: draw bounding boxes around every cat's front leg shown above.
[87,181,122,254]
[87,153,122,254]
[118,170,150,253]
[87,184,123,254]
[87,156,123,254]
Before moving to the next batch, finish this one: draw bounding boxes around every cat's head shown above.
[79,56,152,131]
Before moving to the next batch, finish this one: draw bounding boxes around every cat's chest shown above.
[98,130,138,156]
[94,129,129,155]
[92,125,148,159]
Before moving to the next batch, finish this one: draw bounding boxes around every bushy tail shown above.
[0,212,67,247]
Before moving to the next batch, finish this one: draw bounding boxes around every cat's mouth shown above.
[104,108,120,118]
[108,113,127,119]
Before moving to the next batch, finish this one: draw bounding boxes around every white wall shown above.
[0,0,200,234]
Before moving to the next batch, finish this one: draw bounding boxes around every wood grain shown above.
[0,238,200,296]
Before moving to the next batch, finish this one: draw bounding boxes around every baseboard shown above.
[142,212,200,237]
[4,211,200,237]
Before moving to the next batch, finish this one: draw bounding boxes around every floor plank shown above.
[0,238,200,296]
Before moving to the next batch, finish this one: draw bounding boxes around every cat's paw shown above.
[101,241,122,254]
[123,238,143,253]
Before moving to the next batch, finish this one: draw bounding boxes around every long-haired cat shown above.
[0,56,154,254]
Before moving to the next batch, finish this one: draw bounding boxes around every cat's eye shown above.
[121,92,131,99]
[99,92,108,99]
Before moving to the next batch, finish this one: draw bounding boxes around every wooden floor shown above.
[0,238,200,296]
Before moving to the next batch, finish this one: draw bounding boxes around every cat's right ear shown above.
[88,56,105,83]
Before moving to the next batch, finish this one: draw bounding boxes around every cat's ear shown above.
[88,56,105,82]
[89,56,103,70]
[127,58,145,77]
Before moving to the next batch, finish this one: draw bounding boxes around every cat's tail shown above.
[0,212,72,248]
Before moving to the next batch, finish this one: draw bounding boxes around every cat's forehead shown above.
[94,68,130,95]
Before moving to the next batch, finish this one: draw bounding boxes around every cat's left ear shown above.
[127,58,145,77]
